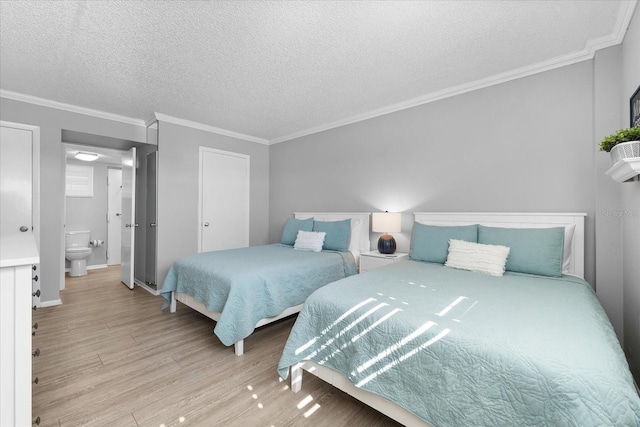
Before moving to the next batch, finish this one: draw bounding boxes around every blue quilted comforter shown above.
[161,244,356,346]
[278,260,640,426]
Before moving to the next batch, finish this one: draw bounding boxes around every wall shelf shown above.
[606,158,640,182]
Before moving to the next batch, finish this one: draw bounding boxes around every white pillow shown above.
[445,239,510,277]
[294,230,326,252]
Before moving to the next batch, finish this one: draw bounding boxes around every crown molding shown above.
[152,113,269,145]
[0,89,146,127]
[0,90,268,145]
[270,0,638,145]
[3,0,636,147]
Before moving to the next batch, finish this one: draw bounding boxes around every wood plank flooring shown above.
[32,266,403,426]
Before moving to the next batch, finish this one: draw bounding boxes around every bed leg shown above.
[234,340,244,356]
[170,291,177,313]
[291,363,303,393]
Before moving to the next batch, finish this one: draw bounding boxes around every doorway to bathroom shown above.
[60,129,158,294]
[63,143,128,283]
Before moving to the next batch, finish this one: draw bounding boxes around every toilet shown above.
[65,230,92,277]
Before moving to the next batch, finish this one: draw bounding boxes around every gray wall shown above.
[594,45,625,343]
[0,98,146,304]
[155,120,270,286]
[621,7,640,381]
[64,159,112,268]
[270,60,597,286]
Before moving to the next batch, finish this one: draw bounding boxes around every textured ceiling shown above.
[0,1,636,144]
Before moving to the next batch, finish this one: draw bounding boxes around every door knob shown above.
[115,213,121,216]
[204,222,210,227]
[150,223,156,227]
[125,224,131,228]
[20,226,29,232]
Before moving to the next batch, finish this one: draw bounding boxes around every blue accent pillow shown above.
[478,225,565,277]
[313,219,351,252]
[281,218,314,245]
[409,223,478,264]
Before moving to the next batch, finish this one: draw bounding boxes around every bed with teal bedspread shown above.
[278,260,640,426]
[161,244,356,347]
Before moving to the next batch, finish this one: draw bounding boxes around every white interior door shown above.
[120,148,136,289]
[199,148,250,253]
[107,168,122,266]
[0,125,32,235]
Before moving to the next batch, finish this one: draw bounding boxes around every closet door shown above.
[0,121,40,304]
[199,148,250,253]
[0,125,33,235]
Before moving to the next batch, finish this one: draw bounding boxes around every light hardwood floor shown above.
[33,266,403,427]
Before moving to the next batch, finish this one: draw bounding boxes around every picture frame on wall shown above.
[631,84,640,127]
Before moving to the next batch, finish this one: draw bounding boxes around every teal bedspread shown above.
[161,244,355,347]
[278,260,640,427]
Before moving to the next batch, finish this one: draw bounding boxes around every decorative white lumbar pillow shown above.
[294,230,326,252]
[445,239,510,277]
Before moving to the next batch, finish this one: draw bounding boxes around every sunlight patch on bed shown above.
[303,303,390,361]
[354,321,437,374]
[454,300,478,322]
[295,298,377,355]
[356,328,450,387]
[436,296,467,317]
[317,306,403,365]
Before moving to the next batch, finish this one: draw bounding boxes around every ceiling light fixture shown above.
[74,151,99,162]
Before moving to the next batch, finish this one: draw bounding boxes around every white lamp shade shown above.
[372,212,401,233]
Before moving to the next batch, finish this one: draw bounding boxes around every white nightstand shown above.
[359,251,409,273]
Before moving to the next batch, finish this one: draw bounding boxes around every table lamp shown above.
[372,211,401,254]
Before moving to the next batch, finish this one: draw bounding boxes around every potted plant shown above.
[599,126,640,164]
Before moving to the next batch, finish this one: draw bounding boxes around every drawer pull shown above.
[32,348,40,357]
[33,416,40,425]
[33,322,38,330]
[32,265,37,271]
[33,289,40,297]
[33,275,39,282]
[34,377,39,384]
[32,305,37,311]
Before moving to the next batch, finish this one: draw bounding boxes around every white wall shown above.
[594,45,625,343]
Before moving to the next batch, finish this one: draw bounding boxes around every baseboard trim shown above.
[135,279,161,296]
[39,299,62,308]
[64,264,108,273]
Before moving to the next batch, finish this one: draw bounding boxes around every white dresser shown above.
[0,233,39,426]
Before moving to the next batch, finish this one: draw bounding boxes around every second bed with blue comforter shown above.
[161,244,356,347]
[278,260,640,426]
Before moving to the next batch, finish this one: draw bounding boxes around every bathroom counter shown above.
[0,233,39,268]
